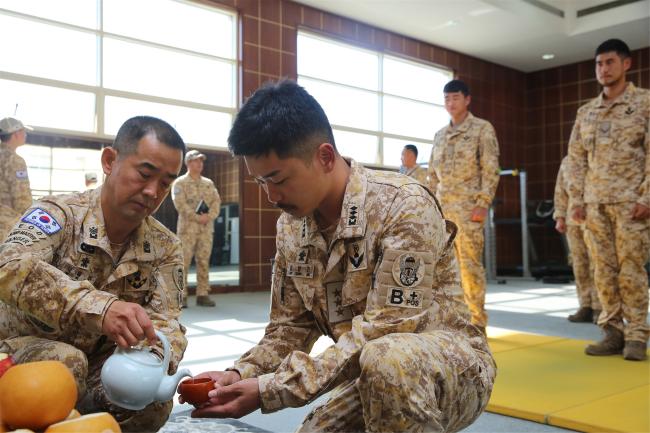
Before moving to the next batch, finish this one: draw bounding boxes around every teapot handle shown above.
[154,329,171,373]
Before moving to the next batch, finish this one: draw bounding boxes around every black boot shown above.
[568,307,593,323]
[585,325,624,356]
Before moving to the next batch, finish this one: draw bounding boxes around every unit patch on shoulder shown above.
[16,170,28,180]
[5,222,48,246]
[391,253,424,287]
[21,208,61,235]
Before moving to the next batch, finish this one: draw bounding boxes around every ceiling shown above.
[292,0,650,72]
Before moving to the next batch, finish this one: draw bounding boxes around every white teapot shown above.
[100,330,191,410]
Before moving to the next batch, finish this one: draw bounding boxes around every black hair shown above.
[443,79,470,96]
[595,39,631,59]
[228,79,336,160]
[403,144,418,158]
[112,116,186,158]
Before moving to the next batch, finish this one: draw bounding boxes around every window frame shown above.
[297,30,453,169]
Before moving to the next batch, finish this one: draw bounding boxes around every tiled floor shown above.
[173,279,648,432]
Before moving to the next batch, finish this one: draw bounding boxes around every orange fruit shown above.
[44,413,121,433]
[0,361,77,430]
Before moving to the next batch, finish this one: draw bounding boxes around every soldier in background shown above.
[0,116,188,430]
[400,144,428,184]
[171,150,221,308]
[428,80,500,333]
[184,80,495,433]
[567,39,649,361]
[553,156,600,323]
[0,117,33,240]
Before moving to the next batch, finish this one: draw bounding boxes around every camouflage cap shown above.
[0,117,33,134]
[184,149,206,164]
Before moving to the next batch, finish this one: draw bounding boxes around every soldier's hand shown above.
[192,378,260,419]
[631,203,650,220]
[197,214,210,225]
[102,301,157,348]
[470,206,488,223]
[572,206,586,223]
[178,370,241,405]
[555,217,566,234]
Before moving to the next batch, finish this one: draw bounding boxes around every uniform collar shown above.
[447,112,474,134]
[79,186,155,262]
[594,82,636,108]
[405,165,419,176]
[299,159,368,247]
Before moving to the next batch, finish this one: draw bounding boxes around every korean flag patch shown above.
[21,208,61,235]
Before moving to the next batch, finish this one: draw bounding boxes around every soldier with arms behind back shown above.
[185,80,495,433]
[567,39,649,361]
[0,116,189,430]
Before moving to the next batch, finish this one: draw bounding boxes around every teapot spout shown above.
[156,368,192,402]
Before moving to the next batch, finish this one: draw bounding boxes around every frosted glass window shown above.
[383,137,432,167]
[334,130,378,164]
[1,0,97,28]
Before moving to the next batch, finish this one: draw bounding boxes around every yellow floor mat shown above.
[547,385,650,433]
[486,329,650,432]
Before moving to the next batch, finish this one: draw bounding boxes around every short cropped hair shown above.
[228,80,336,160]
[112,116,186,158]
[443,79,470,96]
[595,39,631,59]
[403,144,418,158]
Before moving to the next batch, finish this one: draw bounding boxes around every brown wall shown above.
[523,47,650,263]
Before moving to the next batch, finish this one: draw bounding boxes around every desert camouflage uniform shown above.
[404,164,429,185]
[0,143,32,240]
[567,82,650,343]
[0,187,187,431]
[171,174,221,298]
[232,160,495,433]
[428,113,500,327]
[553,156,600,310]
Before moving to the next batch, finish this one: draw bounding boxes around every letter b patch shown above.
[386,287,423,309]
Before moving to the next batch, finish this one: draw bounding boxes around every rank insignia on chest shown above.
[392,253,423,287]
[599,121,611,136]
[89,226,98,239]
[347,204,359,226]
[386,287,423,309]
[326,281,353,323]
[127,271,148,289]
[287,262,314,278]
[79,256,91,269]
[347,240,367,271]
[79,242,96,254]
[463,135,470,140]
[625,106,634,115]
[296,248,309,264]
[143,240,151,253]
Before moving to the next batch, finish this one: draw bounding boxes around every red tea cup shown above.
[177,377,215,406]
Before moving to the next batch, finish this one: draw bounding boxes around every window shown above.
[0,0,237,149]
[16,145,104,199]
[297,32,452,168]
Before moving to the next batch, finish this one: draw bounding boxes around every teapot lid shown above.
[121,349,162,366]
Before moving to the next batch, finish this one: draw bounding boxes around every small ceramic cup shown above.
[178,377,215,406]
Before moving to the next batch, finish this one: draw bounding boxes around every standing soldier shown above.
[0,116,188,430]
[553,156,601,323]
[400,144,428,184]
[171,150,221,308]
[567,39,649,361]
[0,117,33,240]
[428,80,500,333]
[184,80,495,432]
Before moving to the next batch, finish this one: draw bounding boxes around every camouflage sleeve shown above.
[232,239,322,380]
[257,187,447,413]
[0,203,118,334]
[476,123,500,208]
[566,115,587,209]
[638,121,649,208]
[12,156,33,215]
[206,182,221,221]
[171,181,195,220]
[146,240,187,373]
[414,167,429,185]
[553,161,568,220]
[427,144,439,193]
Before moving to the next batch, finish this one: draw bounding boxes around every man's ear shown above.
[623,56,632,72]
[315,142,336,173]
[101,147,118,176]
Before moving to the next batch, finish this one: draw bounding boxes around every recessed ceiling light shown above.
[542,54,555,60]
